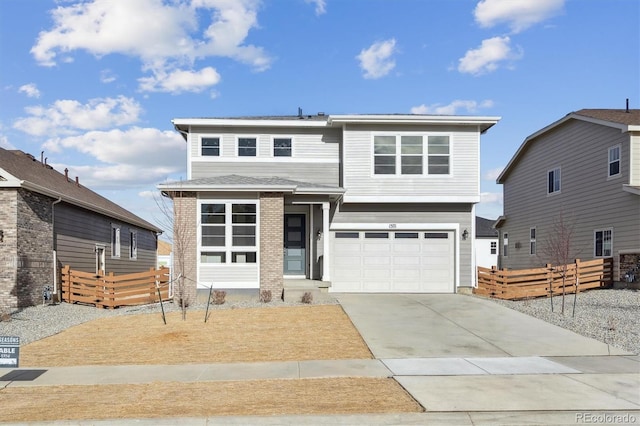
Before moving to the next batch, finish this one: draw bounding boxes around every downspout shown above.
[51,197,62,298]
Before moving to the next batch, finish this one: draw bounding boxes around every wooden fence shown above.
[474,258,613,300]
[61,266,171,309]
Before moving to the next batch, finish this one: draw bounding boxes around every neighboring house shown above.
[475,216,498,269]
[495,109,640,283]
[0,149,162,309]
[158,112,500,301]
[157,240,172,269]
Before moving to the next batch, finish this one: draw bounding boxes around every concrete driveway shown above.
[336,293,628,358]
[336,293,640,415]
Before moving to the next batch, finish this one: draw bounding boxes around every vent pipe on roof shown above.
[75,176,80,187]
[64,168,69,182]
[626,98,630,113]
[298,107,303,118]
[41,151,44,165]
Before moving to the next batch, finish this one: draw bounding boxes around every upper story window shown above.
[238,137,257,157]
[273,138,292,157]
[111,224,121,258]
[548,167,561,194]
[608,145,620,177]
[490,241,497,254]
[503,232,508,257]
[201,137,220,156]
[427,136,450,175]
[594,229,612,257]
[373,134,450,176]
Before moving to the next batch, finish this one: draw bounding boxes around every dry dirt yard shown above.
[1,305,423,422]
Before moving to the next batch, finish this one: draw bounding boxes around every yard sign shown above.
[0,336,19,368]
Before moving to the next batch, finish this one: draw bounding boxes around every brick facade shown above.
[172,192,197,305]
[0,188,54,310]
[259,192,284,298]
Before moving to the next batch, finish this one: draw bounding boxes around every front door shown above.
[284,214,306,275]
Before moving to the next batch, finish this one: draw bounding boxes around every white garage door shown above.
[331,230,454,293]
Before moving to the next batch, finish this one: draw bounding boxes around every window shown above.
[111,225,121,258]
[427,136,450,175]
[201,137,220,156]
[365,232,389,238]
[200,202,258,264]
[490,241,497,254]
[273,138,292,157]
[374,136,396,174]
[401,136,423,174]
[238,137,257,157]
[608,146,620,177]
[503,233,508,257]
[548,167,561,194]
[336,232,359,238]
[395,232,419,239]
[129,231,137,260]
[425,232,448,239]
[529,228,536,255]
[594,229,612,257]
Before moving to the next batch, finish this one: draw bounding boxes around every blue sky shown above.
[1,0,638,229]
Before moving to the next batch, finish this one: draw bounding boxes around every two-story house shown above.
[0,148,162,309]
[158,113,500,301]
[495,109,640,283]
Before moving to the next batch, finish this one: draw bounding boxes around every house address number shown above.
[388,224,397,229]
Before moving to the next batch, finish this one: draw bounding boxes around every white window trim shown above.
[594,228,613,258]
[236,135,259,157]
[607,144,621,179]
[111,224,121,259]
[271,136,294,158]
[503,232,509,257]
[529,227,536,255]
[547,167,561,195]
[199,134,222,157]
[197,199,260,266]
[129,230,138,260]
[370,132,453,178]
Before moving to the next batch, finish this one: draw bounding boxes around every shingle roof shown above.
[476,216,498,238]
[0,149,161,232]
[159,174,344,194]
[574,109,640,126]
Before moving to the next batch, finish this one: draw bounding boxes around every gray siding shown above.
[500,120,640,279]
[332,203,474,287]
[191,162,339,186]
[55,203,157,275]
[342,124,480,199]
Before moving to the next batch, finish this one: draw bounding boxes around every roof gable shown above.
[0,149,161,232]
[497,109,640,183]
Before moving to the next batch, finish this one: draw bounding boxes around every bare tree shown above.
[153,190,195,320]
[540,211,578,315]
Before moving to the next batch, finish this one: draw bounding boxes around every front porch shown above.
[283,278,333,303]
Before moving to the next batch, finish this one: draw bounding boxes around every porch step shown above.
[283,279,333,303]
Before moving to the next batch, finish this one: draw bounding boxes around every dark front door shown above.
[284,214,306,275]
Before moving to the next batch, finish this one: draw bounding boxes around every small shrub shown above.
[0,311,10,322]
[213,290,227,305]
[301,291,313,304]
[260,290,272,303]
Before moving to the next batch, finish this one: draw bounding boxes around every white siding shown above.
[631,133,640,186]
[341,124,480,200]
[198,264,259,289]
[476,238,498,269]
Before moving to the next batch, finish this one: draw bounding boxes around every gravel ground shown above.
[1,289,638,354]
[0,297,336,346]
[486,288,640,354]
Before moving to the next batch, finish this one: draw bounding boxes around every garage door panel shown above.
[332,230,454,293]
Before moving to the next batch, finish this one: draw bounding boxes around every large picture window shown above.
[373,134,450,176]
[200,202,258,264]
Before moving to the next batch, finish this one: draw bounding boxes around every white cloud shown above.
[411,99,494,115]
[138,190,157,199]
[0,134,16,149]
[305,0,326,15]
[480,191,503,205]
[458,36,522,75]
[474,0,564,33]
[31,0,271,91]
[18,83,41,98]
[138,67,221,93]
[483,167,504,181]
[100,69,117,83]
[44,127,186,188]
[356,39,397,79]
[13,96,142,136]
